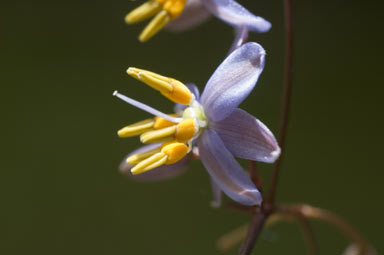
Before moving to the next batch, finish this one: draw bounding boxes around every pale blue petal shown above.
[174,83,201,114]
[227,25,248,55]
[119,144,189,181]
[201,42,266,122]
[198,129,262,205]
[211,108,281,163]
[202,0,271,32]
[166,0,211,31]
[210,178,223,208]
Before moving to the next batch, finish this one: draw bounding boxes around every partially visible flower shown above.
[114,42,280,205]
[125,0,271,42]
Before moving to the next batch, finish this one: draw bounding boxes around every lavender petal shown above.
[198,129,262,205]
[202,0,271,32]
[211,108,280,163]
[201,42,266,122]
[119,144,189,181]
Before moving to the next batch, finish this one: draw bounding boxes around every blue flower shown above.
[125,0,271,42]
[114,42,280,206]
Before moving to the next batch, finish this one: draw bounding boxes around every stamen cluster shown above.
[115,68,207,175]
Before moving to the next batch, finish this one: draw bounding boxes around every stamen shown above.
[157,0,186,19]
[154,115,178,129]
[131,152,168,174]
[127,67,192,105]
[125,0,162,24]
[126,146,162,164]
[174,118,198,142]
[162,79,192,105]
[161,142,188,164]
[139,10,171,42]
[118,118,154,137]
[140,125,177,143]
[127,67,173,93]
[130,142,188,174]
[140,118,198,144]
[113,91,182,123]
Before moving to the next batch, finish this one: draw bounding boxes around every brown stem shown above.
[297,216,319,255]
[266,0,294,206]
[249,161,262,191]
[238,212,266,255]
[276,204,370,253]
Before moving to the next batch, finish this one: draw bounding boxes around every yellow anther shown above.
[160,79,192,105]
[126,147,162,164]
[175,118,197,142]
[130,142,188,174]
[139,10,171,42]
[161,0,186,19]
[125,0,187,42]
[154,114,178,129]
[161,142,188,164]
[127,67,192,105]
[140,118,197,143]
[131,152,168,174]
[125,0,162,24]
[127,67,173,93]
[140,125,177,143]
[118,119,154,138]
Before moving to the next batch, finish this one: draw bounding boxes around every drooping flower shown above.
[114,42,280,205]
[125,0,271,42]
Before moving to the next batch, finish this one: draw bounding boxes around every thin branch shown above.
[267,211,319,255]
[297,216,319,255]
[266,0,294,206]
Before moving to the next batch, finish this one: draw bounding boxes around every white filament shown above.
[113,91,182,123]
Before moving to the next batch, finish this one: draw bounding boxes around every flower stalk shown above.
[266,0,294,207]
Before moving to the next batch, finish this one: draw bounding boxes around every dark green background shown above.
[2,0,383,254]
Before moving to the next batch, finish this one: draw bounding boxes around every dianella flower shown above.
[125,0,272,42]
[114,42,280,205]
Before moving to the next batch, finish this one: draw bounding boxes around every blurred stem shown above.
[297,215,319,255]
[238,212,266,255]
[276,204,370,254]
[266,0,294,206]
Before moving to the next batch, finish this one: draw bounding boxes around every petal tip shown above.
[259,20,272,33]
[261,146,281,163]
[239,189,263,206]
[270,146,281,161]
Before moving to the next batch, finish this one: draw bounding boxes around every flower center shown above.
[182,100,208,129]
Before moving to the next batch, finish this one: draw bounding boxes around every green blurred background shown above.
[2,0,383,254]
